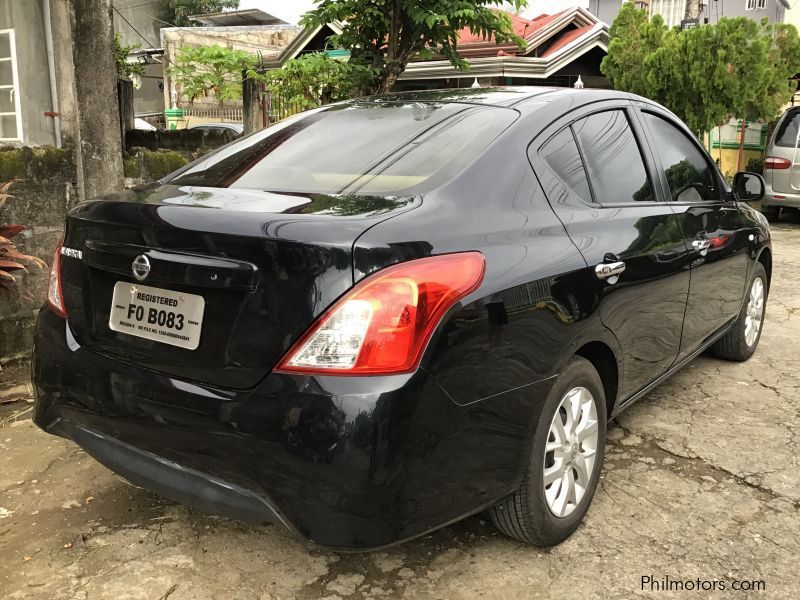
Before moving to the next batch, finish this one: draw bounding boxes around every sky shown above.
[239,1,591,26]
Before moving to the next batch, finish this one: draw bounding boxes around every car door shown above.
[636,107,751,359]
[530,102,691,398]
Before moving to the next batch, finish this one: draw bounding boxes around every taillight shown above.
[276,252,486,375]
[47,241,67,318]
[764,156,791,170]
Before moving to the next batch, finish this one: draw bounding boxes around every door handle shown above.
[595,261,626,284]
[692,239,711,256]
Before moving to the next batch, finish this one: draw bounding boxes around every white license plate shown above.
[108,282,205,350]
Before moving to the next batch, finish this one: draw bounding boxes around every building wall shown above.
[113,0,162,49]
[588,0,626,25]
[0,146,78,361]
[161,26,299,110]
[591,0,786,26]
[113,1,165,117]
[0,0,58,146]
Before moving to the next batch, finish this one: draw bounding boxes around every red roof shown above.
[457,10,565,49]
[541,25,593,58]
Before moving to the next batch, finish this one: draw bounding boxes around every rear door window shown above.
[572,110,656,204]
[774,109,800,148]
[539,127,592,203]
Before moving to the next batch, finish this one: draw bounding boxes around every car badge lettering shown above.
[60,247,82,259]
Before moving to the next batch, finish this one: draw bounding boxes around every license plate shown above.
[108,282,205,350]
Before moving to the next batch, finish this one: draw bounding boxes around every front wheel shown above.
[761,206,780,223]
[712,262,768,361]
[489,356,606,546]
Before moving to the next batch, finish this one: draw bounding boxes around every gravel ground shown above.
[1,224,799,600]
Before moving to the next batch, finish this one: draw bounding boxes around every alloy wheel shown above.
[543,386,599,518]
[744,276,765,347]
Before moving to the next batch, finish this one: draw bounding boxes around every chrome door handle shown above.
[692,239,711,256]
[595,261,626,284]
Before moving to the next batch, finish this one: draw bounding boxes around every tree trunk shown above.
[70,0,124,198]
[736,118,747,172]
[377,67,403,94]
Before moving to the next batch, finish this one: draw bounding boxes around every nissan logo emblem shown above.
[132,255,151,281]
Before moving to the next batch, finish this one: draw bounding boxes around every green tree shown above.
[160,0,240,27]
[301,0,528,95]
[169,45,255,105]
[601,2,800,134]
[114,33,147,81]
[254,53,375,109]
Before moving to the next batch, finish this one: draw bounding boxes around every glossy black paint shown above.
[33,88,771,550]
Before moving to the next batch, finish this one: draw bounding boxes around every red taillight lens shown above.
[764,156,791,170]
[47,241,67,318]
[276,252,486,375]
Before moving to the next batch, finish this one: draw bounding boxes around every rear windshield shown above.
[774,109,800,148]
[166,101,517,195]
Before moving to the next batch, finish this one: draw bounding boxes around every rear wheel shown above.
[490,356,606,546]
[712,262,768,361]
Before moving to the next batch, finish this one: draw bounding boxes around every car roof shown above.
[364,86,637,110]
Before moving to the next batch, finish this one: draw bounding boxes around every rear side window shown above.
[540,127,591,203]
[572,110,655,204]
[643,113,719,202]
[167,102,516,195]
[773,109,800,148]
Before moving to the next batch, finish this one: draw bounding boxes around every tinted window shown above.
[644,113,719,202]
[573,110,655,204]
[168,102,516,195]
[540,127,591,202]
[774,109,800,148]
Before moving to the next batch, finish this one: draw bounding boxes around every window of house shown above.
[643,112,720,203]
[0,30,22,142]
[572,110,656,204]
[746,0,766,9]
[649,0,686,28]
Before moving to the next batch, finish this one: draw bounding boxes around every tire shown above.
[712,262,768,362]
[761,206,780,223]
[489,356,607,546]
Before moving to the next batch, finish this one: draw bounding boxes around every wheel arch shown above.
[574,340,620,418]
[756,247,772,288]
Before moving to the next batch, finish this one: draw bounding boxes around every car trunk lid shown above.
[59,185,418,389]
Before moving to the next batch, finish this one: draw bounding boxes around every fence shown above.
[179,105,244,122]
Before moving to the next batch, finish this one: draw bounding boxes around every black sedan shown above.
[33,88,770,550]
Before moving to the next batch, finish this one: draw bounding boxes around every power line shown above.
[113,5,194,78]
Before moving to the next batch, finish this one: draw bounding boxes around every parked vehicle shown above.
[762,106,800,220]
[188,122,244,136]
[33,88,770,550]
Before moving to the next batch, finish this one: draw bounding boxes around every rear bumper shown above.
[763,185,800,208]
[46,418,295,532]
[32,308,552,550]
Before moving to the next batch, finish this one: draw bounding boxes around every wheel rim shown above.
[543,386,599,518]
[744,276,765,348]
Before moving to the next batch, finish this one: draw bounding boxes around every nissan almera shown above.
[33,88,771,549]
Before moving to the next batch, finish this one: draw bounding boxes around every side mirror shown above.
[732,172,765,202]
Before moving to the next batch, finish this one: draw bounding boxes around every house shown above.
[397,8,610,90]
[588,0,790,28]
[160,10,300,126]
[257,8,609,91]
[0,0,60,146]
[113,0,166,117]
